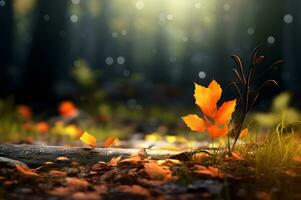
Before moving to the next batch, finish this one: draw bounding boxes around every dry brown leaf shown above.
[191,152,209,162]
[144,162,172,180]
[48,170,67,177]
[16,164,42,178]
[56,156,70,161]
[71,192,100,200]
[66,177,89,188]
[48,187,73,197]
[157,159,182,166]
[115,185,150,197]
[107,156,122,167]
[194,165,223,178]
[120,154,142,165]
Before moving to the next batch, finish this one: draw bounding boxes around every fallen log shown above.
[0,144,181,167]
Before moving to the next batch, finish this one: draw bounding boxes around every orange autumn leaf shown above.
[239,128,249,138]
[194,80,221,118]
[107,156,122,167]
[182,114,206,132]
[16,164,41,178]
[36,121,49,133]
[80,131,97,148]
[207,125,228,138]
[194,165,223,178]
[182,80,236,138]
[144,162,172,180]
[66,177,89,188]
[17,105,32,119]
[120,154,142,165]
[58,101,78,118]
[214,99,237,125]
[104,136,116,148]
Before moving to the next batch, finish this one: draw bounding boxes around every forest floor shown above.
[1,143,301,200]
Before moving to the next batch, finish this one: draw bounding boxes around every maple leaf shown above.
[182,80,236,138]
[80,131,97,148]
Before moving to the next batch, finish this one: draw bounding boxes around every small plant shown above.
[229,45,283,150]
[182,46,284,153]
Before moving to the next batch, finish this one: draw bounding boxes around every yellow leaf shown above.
[239,128,248,138]
[80,131,97,148]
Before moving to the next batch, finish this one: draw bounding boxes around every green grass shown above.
[241,119,301,180]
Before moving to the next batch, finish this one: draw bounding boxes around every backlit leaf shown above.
[207,125,228,138]
[214,99,236,125]
[80,131,97,148]
[182,114,206,132]
[104,136,116,148]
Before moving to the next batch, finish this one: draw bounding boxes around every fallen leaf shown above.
[56,156,70,161]
[71,192,100,200]
[48,170,67,177]
[80,131,97,148]
[16,164,42,178]
[66,177,89,188]
[157,159,182,166]
[120,154,143,165]
[104,136,116,148]
[144,162,172,180]
[194,165,223,178]
[114,185,150,197]
[191,152,210,162]
[107,156,122,167]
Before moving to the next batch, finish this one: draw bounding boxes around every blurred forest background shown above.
[0,0,300,112]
